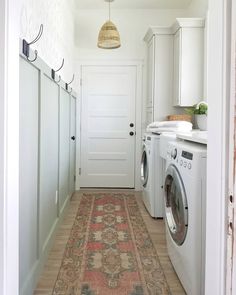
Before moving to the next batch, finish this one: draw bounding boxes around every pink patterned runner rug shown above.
[53,193,170,295]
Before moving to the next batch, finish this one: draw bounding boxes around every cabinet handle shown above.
[129,132,134,136]
[130,123,134,127]
[71,136,75,141]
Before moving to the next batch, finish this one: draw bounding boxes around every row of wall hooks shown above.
[22,24,75,91]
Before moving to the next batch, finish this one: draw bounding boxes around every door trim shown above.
[75,59,143,191]
[206,0,233,294]
[0,0,20,294]
[226,0,236,293]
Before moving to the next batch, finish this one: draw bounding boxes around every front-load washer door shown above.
[141,147,149,187]
[164,164,188,246]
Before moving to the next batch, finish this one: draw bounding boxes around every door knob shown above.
[71,136,75,140]
[130,123,134,127]
[129,132,134,136]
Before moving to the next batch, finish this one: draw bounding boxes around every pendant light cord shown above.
[109,0,111,21]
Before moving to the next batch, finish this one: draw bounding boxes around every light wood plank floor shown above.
[34,190,186,295]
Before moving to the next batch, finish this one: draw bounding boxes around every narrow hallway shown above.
[34,191,185,295]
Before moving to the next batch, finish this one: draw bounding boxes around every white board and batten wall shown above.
[19,43,77,295]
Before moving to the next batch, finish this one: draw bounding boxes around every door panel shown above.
[173,29,181,106]
[59,89,70,212]
[81,66,136,188]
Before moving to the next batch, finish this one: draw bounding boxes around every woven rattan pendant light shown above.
[97,0,121,49]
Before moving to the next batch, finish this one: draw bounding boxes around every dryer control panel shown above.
[182,151,193,160]
[168,146,193,171]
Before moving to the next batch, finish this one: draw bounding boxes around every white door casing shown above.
[0,0,20,294]
[205,0,232,294]
[80,65,137,188]
[226,0,236,294]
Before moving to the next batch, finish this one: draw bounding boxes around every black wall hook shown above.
[22,24,43,62]
[51,58,64,81]
[66,74,75,91]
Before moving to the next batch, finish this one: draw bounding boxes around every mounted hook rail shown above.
[65,74,75,91]
[22,24,43,62]
[51,58,64,83]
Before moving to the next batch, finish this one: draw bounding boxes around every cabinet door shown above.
[147,36,155,109]
[181,28,204,106]
[173,29,181,106]
[173,27,204,107]
[146,107,153,126]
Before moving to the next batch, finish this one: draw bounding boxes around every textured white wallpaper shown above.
[20,0,75,82]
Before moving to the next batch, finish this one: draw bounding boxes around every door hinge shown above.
[80,78,82,86]
[74,175,76,182]
[228,193,234,235]
[79,168,81,175]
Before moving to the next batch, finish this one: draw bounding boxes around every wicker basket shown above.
[167,114,192,122]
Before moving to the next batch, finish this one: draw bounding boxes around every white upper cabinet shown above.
[172,18,205,107]
[144,27,176,124]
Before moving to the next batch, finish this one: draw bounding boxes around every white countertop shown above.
[176,130,207,145]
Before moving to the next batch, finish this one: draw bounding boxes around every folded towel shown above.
[147,120,193,129]
[146,125,193,134]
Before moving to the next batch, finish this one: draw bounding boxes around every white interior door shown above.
[80,65,136,188]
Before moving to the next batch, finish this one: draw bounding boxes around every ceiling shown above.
[74,0,193,10]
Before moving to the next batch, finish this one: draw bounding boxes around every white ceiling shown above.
[75,0,193,10]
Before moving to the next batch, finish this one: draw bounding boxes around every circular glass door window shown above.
[141,148,148,187]
[164,164,188,246]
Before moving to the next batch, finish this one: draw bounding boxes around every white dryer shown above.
[164,141,207,295]
[141,133,163,218]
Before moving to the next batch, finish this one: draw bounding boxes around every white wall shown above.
[187,0,208,16]
[20,0,75,80]
[187,0,208,98]
[74,9,189,60]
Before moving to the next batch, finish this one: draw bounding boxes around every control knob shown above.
[171,148,177,159]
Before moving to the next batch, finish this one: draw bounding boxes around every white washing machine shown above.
[141,133,163,218]
[164,141,207,295]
